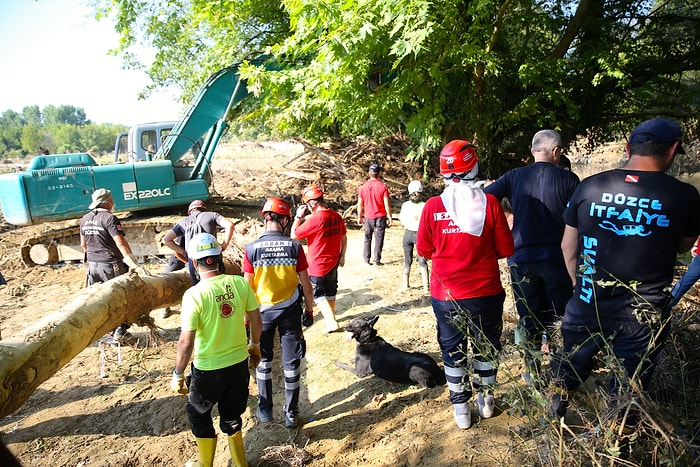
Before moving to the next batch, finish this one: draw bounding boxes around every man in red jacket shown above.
[417,140,514,430]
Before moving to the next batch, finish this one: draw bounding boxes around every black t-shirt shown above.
[171,211,227,254]
[80,209,125,263]
[485,162,580,263]
[563,169,700,319]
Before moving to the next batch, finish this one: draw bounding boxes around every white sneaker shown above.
[477,393,495,419]
[452,403,471,429]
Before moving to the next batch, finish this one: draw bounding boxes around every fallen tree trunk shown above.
[0,270,191,419]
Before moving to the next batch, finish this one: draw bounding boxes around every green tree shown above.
[21,106,42,127]
[80,124,125,154]
[43,105,89,126]
[0,110,24,156]
[95,0,289,98]
[51,125,83,153]
[20,125,54,155]
[82,1,700,171]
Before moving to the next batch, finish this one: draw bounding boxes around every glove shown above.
[302,309,314,328]
[295,206,307,218]
[248,343,261,369]
[171,370,188,395]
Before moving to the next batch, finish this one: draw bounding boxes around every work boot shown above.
[420,265,430,293]
[256,407,272,423]
[284,412,299,428]
[112,324,137,345]
[317,299,340,333]
[186,437,216,467]
[157,307,171,319]
[548,384,569,419]
[402,267,411,290]
[228,431,248,467]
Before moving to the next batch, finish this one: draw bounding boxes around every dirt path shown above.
[2,142,698,466]
[0,220,539,466]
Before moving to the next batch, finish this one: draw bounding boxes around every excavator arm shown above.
[156,60,256,177]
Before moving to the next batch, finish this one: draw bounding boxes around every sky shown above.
[0,0,184,125]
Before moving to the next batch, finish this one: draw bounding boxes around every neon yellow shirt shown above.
[181,274,259,371]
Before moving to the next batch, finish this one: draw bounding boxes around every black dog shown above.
[336,315,446,388]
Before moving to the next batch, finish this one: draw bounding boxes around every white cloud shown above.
[0,0,183,125]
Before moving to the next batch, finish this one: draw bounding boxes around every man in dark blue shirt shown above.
[485,129,580,386]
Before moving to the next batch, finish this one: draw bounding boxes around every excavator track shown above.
[17,199,263,267]
[19,216,180,267]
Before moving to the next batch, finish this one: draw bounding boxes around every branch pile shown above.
[211,135,431,217]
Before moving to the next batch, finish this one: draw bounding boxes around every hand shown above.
[302,309,314,327]
[339,256,345,267]
[295,205,307,218]
[248,344,261,369]
[123,253,140,271]
[386,217,393,227]
[135,266,152,276]
[171,371,188,395]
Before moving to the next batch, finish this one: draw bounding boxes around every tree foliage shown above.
[0,106,125,159]
[97,0,700,175]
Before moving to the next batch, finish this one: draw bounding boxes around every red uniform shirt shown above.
[294,208,347,277]
[358,179,390,219]
[417,193,514,300]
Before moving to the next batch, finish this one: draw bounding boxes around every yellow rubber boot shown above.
[228,431,248,467]
[185,437,216,467]
[317,299,339,333]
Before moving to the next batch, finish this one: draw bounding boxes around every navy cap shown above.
[629,118,685,154]
[369,163,380,172]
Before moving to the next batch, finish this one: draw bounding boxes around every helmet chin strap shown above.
[445,174,478,186]
[443,162,479,185]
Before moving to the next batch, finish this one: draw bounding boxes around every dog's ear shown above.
[369,315,379,327]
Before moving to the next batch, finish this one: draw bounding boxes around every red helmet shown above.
[261,197,291,217]
[301,186,324,203]
[188,199,207,214]
[439,140,478,175]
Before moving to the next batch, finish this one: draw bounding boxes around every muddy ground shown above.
[0,141,699,466]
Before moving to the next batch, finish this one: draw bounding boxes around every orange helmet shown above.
[188,199,207,214]
[439,140,478,175]
[301,186,324,203]
[261,197,291,217]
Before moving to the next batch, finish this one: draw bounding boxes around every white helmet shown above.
[188,233,222,260]
[408,180,423,194]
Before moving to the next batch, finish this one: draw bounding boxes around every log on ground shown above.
[0,270,191,419]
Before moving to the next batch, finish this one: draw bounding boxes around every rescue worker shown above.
[291,186,347,333]
[417,140,514,429]
[357,163,392,265]
[79,188,147,343]
[243,198,315,427]
[398,180,429,292]
[172,233,262,467]
[163,200,235,284]
[551,119,700,427]
[484,129,580,386]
